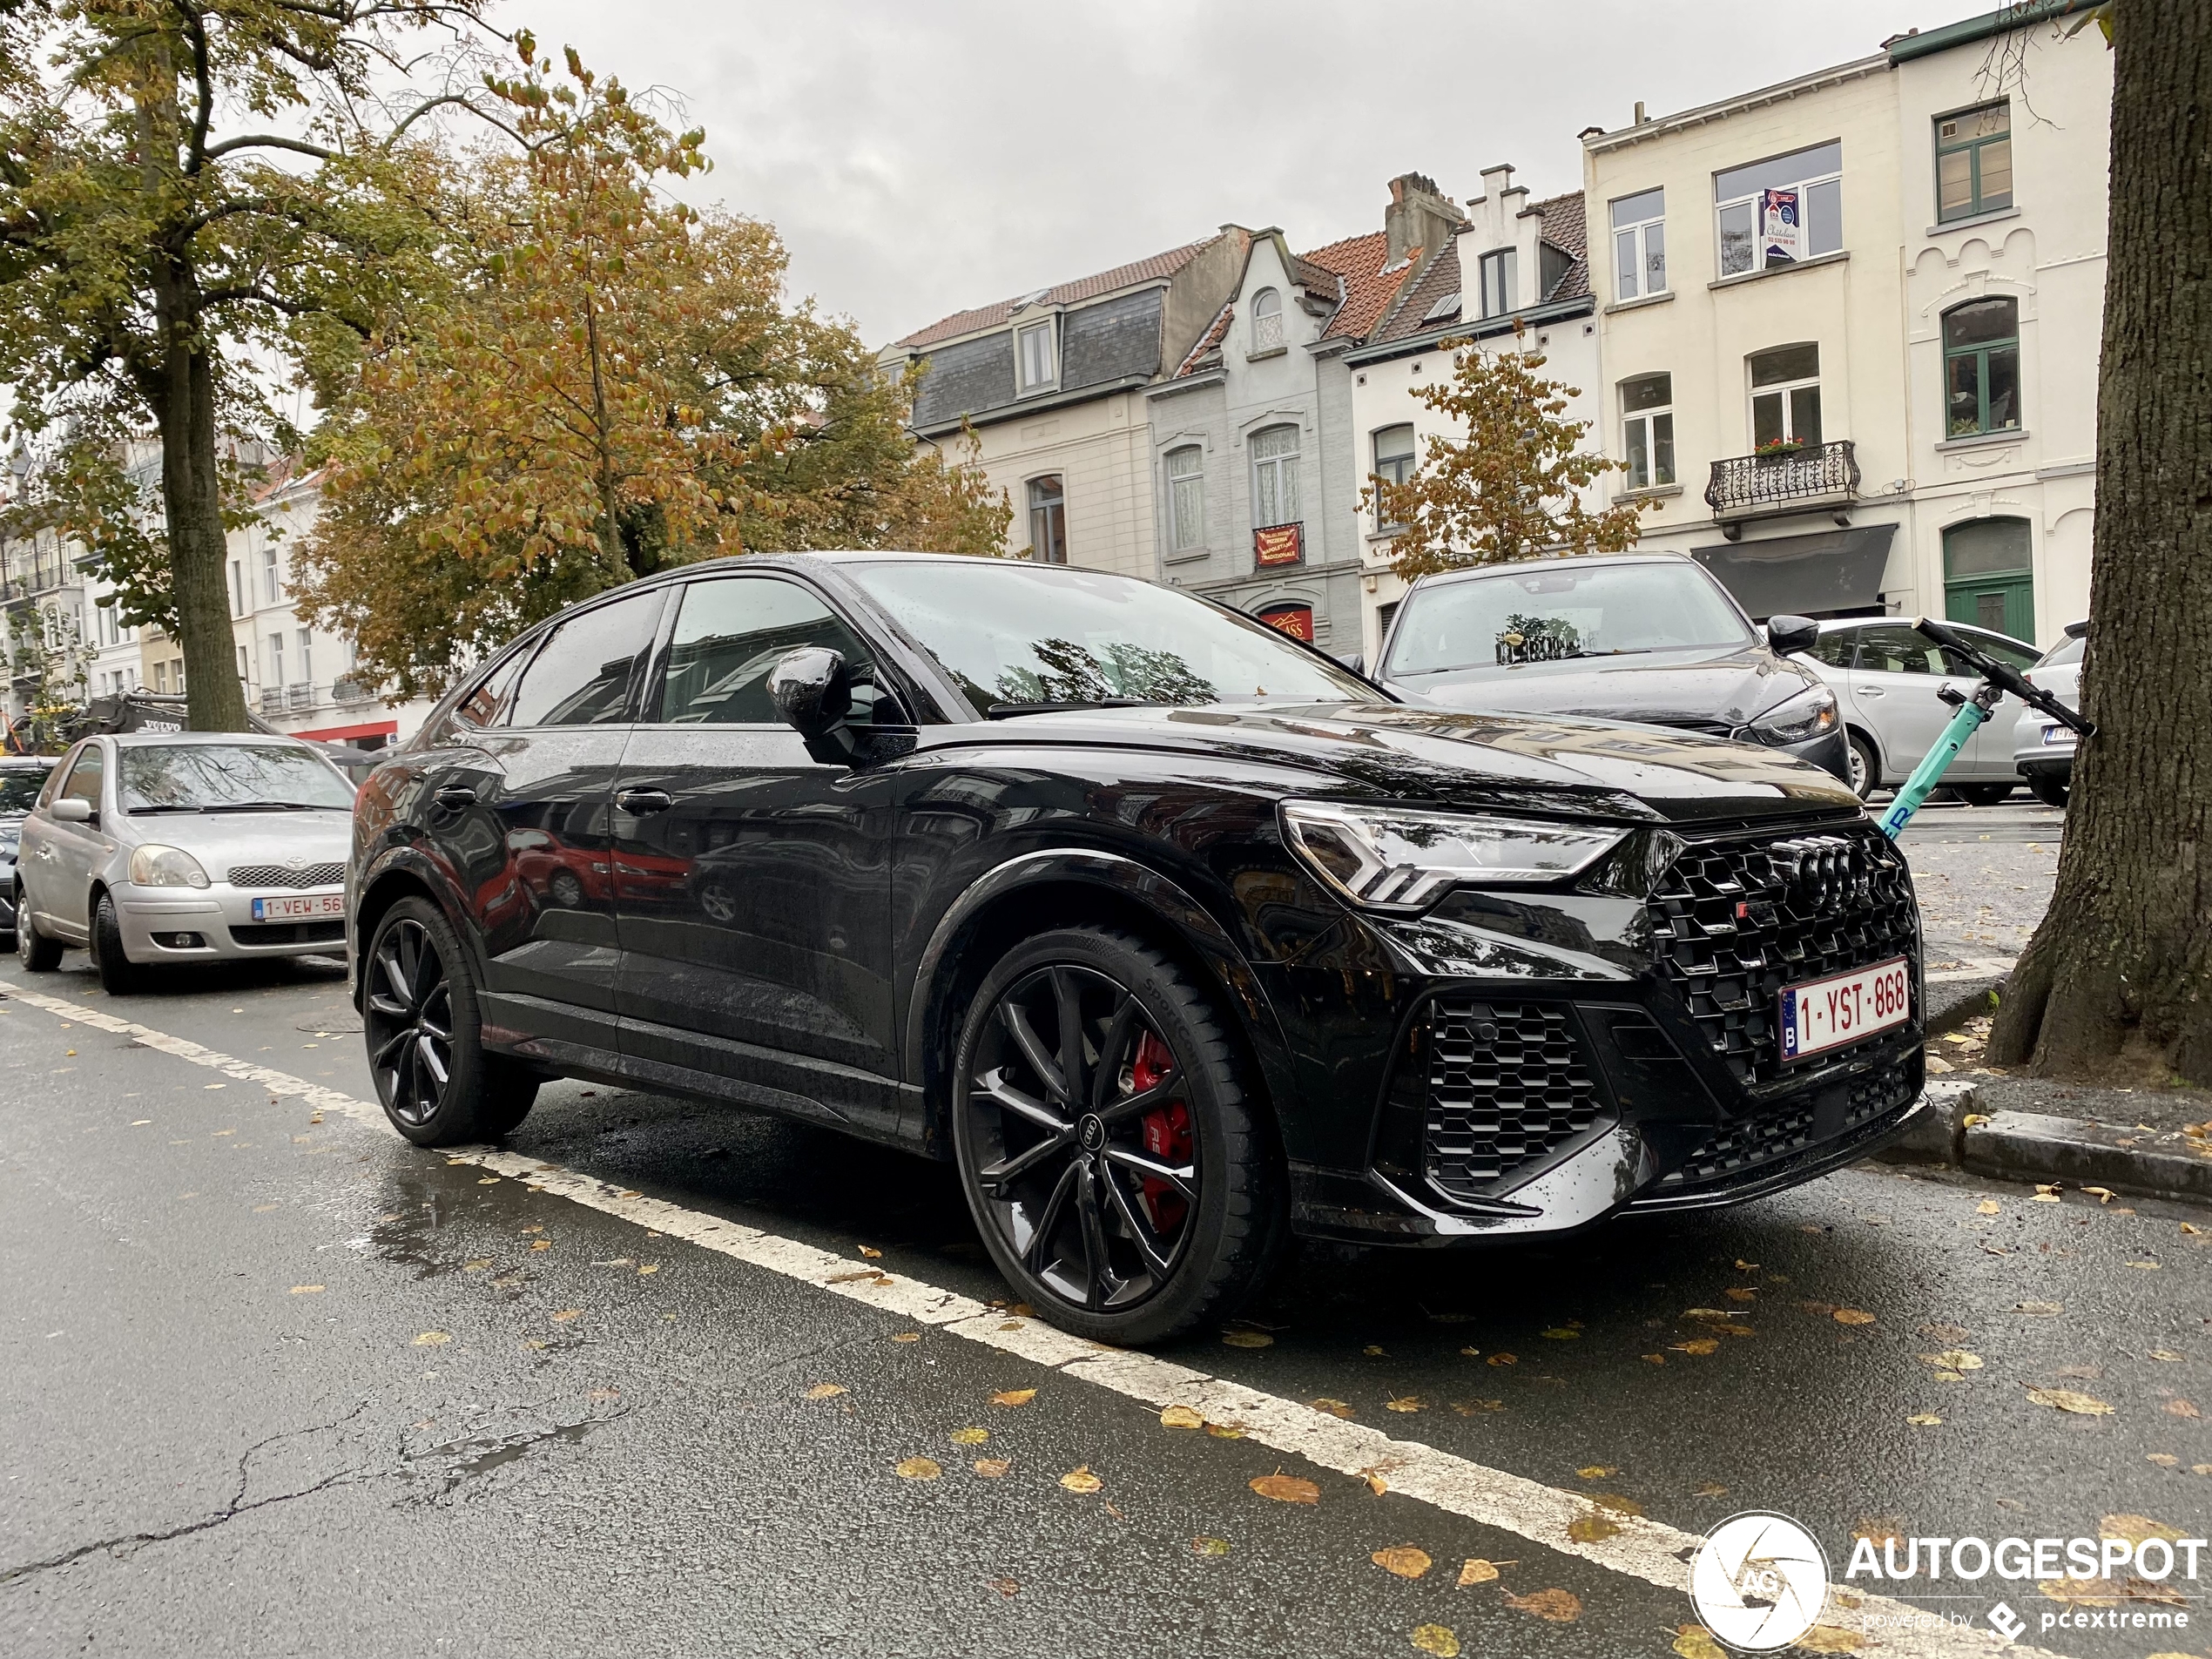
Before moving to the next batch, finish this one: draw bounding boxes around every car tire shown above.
[2027,775,2070,808]
[951,926,1284,1346]
[1846,732,1879,800]
[16,887,62,972]
[1956,784,2013,807]
[91,893,139,995]
[362,895,540,1146]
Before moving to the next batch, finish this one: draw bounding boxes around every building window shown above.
[260,543,280,605]
[1017,319,1057,393]
[1937,102,2012,222]
[267,631,285,686]
[1250,424,1301,529]
[236,644,248,682]
[1478,248,1518,318]
[1610,187,1666,300]
[1620,373,1675,489]
[1165,446,1205,551]
[230,557,245,617]
[1943,517,2034,642]
[1251,287,1284,352]
[1372,424,1416,529]
[1748,343,1822,450]
[1716,140,1843,276]
[1027,475,1067,563]
[298,628,314,688]
[1942,298,2020,436]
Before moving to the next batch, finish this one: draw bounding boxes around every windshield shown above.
[0,766,52,815]
[2034,634,2086,669]
[118,745,356,813]
[1386,560,1756,677]
[846,561,1370,711]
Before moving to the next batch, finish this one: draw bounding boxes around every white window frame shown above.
[1747,344,1823,450]
[1609,188,1666,301]
[1619,374,1676,489]
[1250,424,1301,529]
[1016,318,1059,394]
[1250,287,1284,353]
[260,543,280,606]
[297,627,314,688]
[1371,424,1416,530]
[1164,445,1205,552]
[1026,474,1067,563]
[1714,141,1843,279]
[1477,248,1518,319]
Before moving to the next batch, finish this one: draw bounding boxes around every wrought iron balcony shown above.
[286,683,314,711]
[1705,439,1859,539]
[259,685,284,714]
[332,674,373,705]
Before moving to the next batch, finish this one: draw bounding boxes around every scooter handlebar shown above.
[1912,617,2095,738]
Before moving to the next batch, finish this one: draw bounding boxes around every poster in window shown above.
[1760,188,1801,266]
[1253,523,1303,566]
[1258,605,1314,641]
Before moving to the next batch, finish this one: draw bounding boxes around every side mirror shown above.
[767,646,856,765]
[1765,614,1820,656]
[2063,618,2089,640]
[50,798,93,825]
[1342,653,1365,677]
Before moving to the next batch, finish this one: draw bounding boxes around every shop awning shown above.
[1691,524,1897,621]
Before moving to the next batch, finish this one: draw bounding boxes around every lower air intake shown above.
[1424,999,1602,1200]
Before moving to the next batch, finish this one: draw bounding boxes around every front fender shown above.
[349,840,491,1014]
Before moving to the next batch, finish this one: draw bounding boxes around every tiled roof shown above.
[1298,229,1414,342]
[1174,300,1236,377]
[895,239,1217,349]
[1371,245,1461,346]
[1534,191,1589,302]
[1366,191,1590,348]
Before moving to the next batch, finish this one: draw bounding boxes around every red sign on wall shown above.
[1253,523,1304,566]
[1258,605,1315,641]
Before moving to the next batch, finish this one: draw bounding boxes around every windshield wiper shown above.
[200,800,341,813]
[125,803,209,814]
[1559,648,1656,659]
[985,698,1164,719]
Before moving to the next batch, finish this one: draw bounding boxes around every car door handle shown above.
[616,788,673,815]
[434,783,478,808]
[1857,687,1885,698]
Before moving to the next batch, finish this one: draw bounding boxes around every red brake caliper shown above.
[1131,1031,1190,1234]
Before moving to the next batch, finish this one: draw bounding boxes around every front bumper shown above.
[116,884,347,962]
[1270,812,1925,1244]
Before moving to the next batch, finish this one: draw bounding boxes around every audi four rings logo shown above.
[1767,835,1865,907]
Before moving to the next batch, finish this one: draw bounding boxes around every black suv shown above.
[348,554,1927,1343]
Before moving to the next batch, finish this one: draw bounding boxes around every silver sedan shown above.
[13,732,355,994]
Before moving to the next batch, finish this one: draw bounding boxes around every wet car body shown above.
[349,554,1925,1261]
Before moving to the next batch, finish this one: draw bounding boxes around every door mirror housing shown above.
[1342,653,1365,677]
[1765,615,1820,656]
[50,797,94,825]
[768,646,857,765]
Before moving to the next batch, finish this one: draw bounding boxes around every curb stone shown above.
[1877,1080,2212,1207]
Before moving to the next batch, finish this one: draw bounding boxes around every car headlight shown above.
[1749,685,1838,745]
[1280,800,1626,912]
[129,844,211,888]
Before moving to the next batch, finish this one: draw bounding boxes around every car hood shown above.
[1383,641,1819,728]
[111,810,353,880]
[910,701,1860,825]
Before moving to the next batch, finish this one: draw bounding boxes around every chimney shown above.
[1635,100,1648,124]
[1384,171,1461,267]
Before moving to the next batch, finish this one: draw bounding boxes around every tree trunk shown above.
[151,268,250,733]
[1987,0,2212,1084]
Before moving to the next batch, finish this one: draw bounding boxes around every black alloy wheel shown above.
[952,927,1282,1345]
[362,896,538,1146]
[2027,774,2070,808]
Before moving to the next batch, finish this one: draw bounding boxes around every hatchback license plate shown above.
[253,893,344,921]
[1778,957,1910,1062]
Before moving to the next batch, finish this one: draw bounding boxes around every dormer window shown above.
[1478,249,1518,319]
[1017,319,1058,393]
[1251,288,1284,352]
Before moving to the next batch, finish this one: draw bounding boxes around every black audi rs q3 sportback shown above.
[347,553,1927,1344]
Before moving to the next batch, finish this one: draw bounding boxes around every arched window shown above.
[1027,475,1067,564]
[1942,298,2020,436]
[1164,446,1205,551]
[1942,517,2033,642]
[1251,288,1284,352]
[1251,425,1300,529]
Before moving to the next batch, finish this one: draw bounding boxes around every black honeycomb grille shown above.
[1647,821,1917,1086]
[1424,1000,1602,1199]
[1662,1103,1819,1187]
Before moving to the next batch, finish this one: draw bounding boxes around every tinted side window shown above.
[60,745,104,806]
[657,576,873,725]
[454,644,536,732]
[509,590,665,728]
[1855,624,1946,675]
[1804,629,1857,668]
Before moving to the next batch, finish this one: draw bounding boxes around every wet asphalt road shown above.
[5,835,2209,1658]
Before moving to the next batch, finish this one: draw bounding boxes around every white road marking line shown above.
[2,982,2070,1659]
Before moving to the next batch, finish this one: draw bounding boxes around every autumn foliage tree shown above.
[1363,327,1650,583]
[296,41,1007,700]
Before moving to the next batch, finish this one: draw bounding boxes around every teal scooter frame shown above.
[1875,617,2094,840]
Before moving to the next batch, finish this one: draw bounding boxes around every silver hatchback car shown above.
[13,732,355,994]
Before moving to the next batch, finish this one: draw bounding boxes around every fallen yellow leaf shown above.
[1409,1625,1460,1657]
[2102,1514,2187,1544]
[984,1576,1019,1598]
[1364,1471,1390,1495]
[1363,1344,1387,1356]
[637,1264,658,1275]
[529,1238,550,1251]
[413,1331,450,1345]
[1250,1473,1320,1505]
[1206,1423,1246,1440]
[2083,1186,2116,1204]
[1794,1626,1861,1653]
[1372,1546,1433,1580]
[2015,1300,2063,1316]
[1458,1345,1481,1358]
[550,1309,582,1323]
[950,1426,989,1445]
[1311,1398,1356,1420]
[1192,1535,1230,1556]
[1642,1353,1666,1366]
[972,1457,1011,1478]
[803,1383,846,1400]
[1594,1494,1643,1516]
[2025,1386,2114,1415]
[2148,1349,2185,1361]
[289,1285,324,1295]
[1918,1349,1983,1372]
[1160,1405,1205,1429]
[1673,1339,1719,1356]
[1673,1626,1725,1659]
[894,1456,941,1480]
[1976,1199,2002,1214]
[858,1245,883,1258]
[1907,1413,1944,1426]
[1222,1328,1273,1348]
[891,1331,922,1343]
[1457,1559,1500,1587]
[1723,1288,1757,1304]
[1832,1308,1876,1325]
[1386,1396,1425,1413]
[1576,1466,1617,1479]
[1541,1325,1582,1338]
[1503,1588,1581,1623]
[1567,1510,1620,1543]
[1059,1466,1103,1494]
[1487,1352,1518,1366]
[1694,1482,1730,1498]
[990,1388,1036,1407]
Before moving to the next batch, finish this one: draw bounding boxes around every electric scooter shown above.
[1874,617,2095,840]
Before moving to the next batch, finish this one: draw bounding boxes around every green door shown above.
[1941,518,2035,645]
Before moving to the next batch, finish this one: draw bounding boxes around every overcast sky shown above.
[529,1,1996,346]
